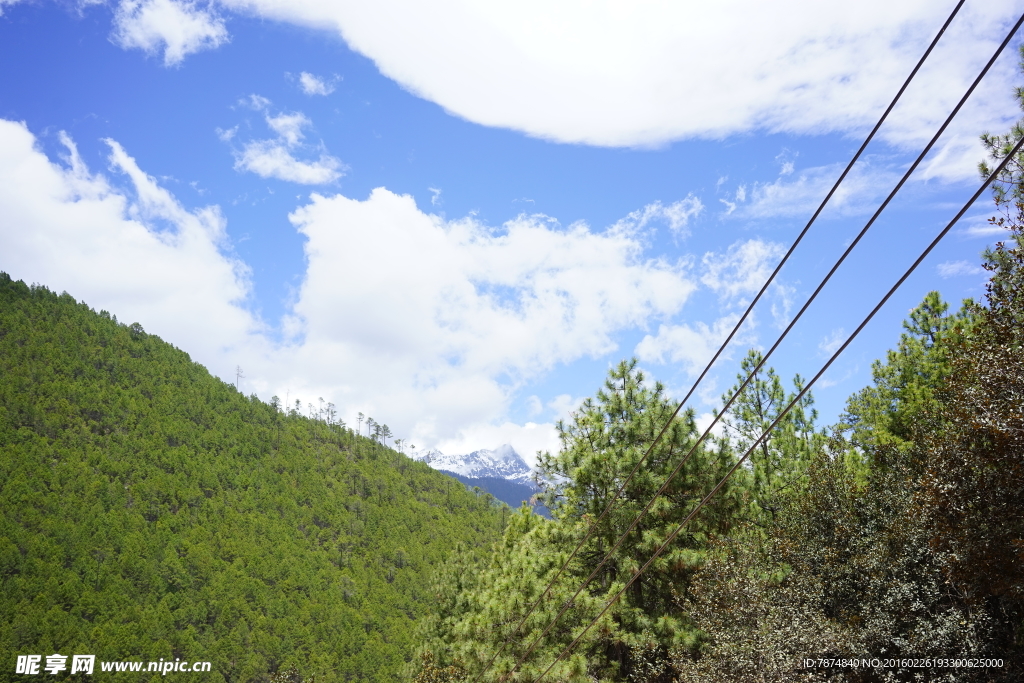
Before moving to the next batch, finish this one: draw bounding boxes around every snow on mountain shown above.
[411,444,533,483]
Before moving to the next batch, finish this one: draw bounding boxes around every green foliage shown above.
[409,653,466,683]
[678,62,1024,682]
[919,188,1024,627]
[413,359,746,682]
[720,349,824,522]
[0,273,505,683]
[676,250,1024,680]
[840,291,968,457]
[979,44,1024,214]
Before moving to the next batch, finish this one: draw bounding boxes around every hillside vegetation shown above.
[0,273,506,683]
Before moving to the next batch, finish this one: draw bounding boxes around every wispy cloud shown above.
[298,72,337,96]
[937,260,984,278]
[960,217,1007,238]
[615,196,703,237]
[235,141,343,184]
[265,112,311,147]
[718,184,746,215]
[226,96,344,185]
[112,0,228,66]
[243,94,272,111]
[701,238,786,303]
[547,394,582,419]
[738,161,897,219]
[635,313,748,376]
[0,0,26,17]
[818,328,845,356]
[776,149,797,176]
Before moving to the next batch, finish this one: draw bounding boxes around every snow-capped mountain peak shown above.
[411,443,532,483]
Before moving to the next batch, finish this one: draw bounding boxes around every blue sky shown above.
[1,0,1022,461]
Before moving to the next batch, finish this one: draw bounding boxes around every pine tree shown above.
[719,349,823,521]
[415,359,744,682]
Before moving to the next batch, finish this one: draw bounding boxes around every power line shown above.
[468,3,967,680]
[503,6,1024,679]
[531,128,1024,683]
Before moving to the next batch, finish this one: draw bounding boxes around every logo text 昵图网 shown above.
[16,655,212,675]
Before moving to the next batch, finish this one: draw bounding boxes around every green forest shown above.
[0,273,509,683]
[408,71,1024,683]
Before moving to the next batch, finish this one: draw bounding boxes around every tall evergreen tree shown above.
[840,291,967,456]
[719,349,823,521]
[414,359,743,682]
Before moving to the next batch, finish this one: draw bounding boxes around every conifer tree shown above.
[415,359,743,682]
[719,349,823,521]
[840,291,966,457]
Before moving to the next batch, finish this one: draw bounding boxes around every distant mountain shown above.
[411,443,533,483]
[411,444,549,514]
[439,472,548,516]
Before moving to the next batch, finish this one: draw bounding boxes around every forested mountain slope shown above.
[0,273,506,683]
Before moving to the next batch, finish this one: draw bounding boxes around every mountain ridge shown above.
[411,443,534,484]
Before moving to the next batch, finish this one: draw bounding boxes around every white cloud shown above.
[298,71,336,96]
[701,238,787,303]
[960,216,1006,237]
[718,185,745,216]
[112,0,228,66]
[547,393,582,420]
[694,411,726,439]
[0,120,259,377]
[615,196,703,237]
[244,94,272,111]
[0,0,25,17]
[281,189,696,450]
[739,161,898,219]
[217,0,1019,174]
[937,260,984,278]
[776,149,797,176]
[228,103,344,184]
[817,365,857,389]
[1,121,700,459]
[819,328,846,356]
[265,112,311,146]
[635,314,746,377]
[526,395,543,417]
[235,141,343,184]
